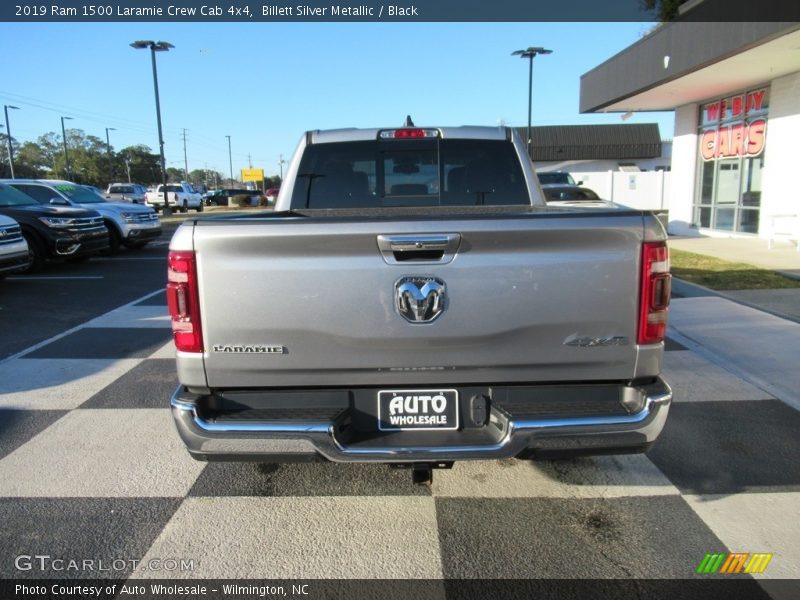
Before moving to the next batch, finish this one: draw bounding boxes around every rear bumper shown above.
[170,378,672,463]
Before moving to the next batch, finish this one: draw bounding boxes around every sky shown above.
[0,22,673,180]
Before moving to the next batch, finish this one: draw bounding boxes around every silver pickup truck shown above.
[168,125,672,483]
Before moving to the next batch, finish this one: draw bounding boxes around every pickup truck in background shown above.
[146,183,203,213]
[168,125,672,484]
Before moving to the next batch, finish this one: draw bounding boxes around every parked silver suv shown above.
[105,183,147,204]
[8,180,161,253]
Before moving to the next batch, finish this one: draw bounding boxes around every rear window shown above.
[290,139,528,209]
[110,185,134,194]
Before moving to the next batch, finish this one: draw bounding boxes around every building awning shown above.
[519,124,662,161]
[580,15,800,114]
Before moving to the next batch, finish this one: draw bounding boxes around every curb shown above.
[671,277,800,325]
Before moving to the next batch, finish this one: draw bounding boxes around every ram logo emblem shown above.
[395,277,446,323]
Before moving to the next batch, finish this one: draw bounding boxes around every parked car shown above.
[204,188,261,206]
[7,179,161,253]
[146,183,203,213]
[0,182,108,272]
[265,187,280,205]
[0,213,31,277]
[105,183,148,204]
[541,184,603,202]
[537,171,580,186]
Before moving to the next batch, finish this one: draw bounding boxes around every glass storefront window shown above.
[693,87,768,233]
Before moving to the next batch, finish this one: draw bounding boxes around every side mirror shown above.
[49,197,69,206]
[577,180,584,186]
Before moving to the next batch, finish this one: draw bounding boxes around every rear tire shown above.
[181,200,188,213]
[21,232,46,273]
[196,202,203,213]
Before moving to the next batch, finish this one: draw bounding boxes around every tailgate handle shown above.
[377,234,461,264]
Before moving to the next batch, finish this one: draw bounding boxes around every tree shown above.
[117,145,161,185]
[641,0,688,21]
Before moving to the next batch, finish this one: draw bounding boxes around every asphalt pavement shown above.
[0,232,798,599]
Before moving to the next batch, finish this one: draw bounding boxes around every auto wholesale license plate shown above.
[377,389,459,431]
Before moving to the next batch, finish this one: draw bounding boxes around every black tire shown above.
[181,200,188,213]
[21,231,46,273]
[123,240,149,250]
[105,222,122,254]
[196,202,203,213]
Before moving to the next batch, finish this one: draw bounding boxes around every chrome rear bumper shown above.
[170,378,672,463]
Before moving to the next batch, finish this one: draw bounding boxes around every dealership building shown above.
[581,12,800,240]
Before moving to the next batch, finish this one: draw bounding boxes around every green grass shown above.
[670,248,800,290]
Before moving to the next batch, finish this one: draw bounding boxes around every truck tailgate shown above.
[191,213,644,388]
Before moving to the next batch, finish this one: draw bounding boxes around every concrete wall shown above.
[666,104,699,235]
[760,71,800,238]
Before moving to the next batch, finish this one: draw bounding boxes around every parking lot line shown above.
[5,276,104,280]
[0,288,164,365]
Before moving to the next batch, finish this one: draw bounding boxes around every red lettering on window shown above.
[746,119,766,156]
[731,95,744,117]
[716,127,731,158]
[701,129,716,160]
[747,90,766,113]
[705,102,720,122]
[729,123,745,156]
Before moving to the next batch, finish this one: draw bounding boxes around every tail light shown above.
[638,241,671,345]
[167,250,203,353]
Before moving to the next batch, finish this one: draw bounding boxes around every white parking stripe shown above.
[5,276,104,280]
[0,288,164,365]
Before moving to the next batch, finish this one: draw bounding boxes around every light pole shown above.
[226,135,233,187]
[105,127,116,185]
[278,154,286,181]
[131,40,174,215]
[60,116,74,180]
[511,46,552,159]
[4,105,19,179]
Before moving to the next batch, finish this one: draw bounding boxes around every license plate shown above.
[377,389,459,431]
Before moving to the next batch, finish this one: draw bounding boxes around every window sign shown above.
[694,87,768,234]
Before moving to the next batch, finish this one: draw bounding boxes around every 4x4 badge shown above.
[395,277,446,323]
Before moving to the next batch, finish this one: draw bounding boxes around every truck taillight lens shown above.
[638,242,671,345]
[167,250,203,353]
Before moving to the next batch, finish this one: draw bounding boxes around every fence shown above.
[569,170,671,211]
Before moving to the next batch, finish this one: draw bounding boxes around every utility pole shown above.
[181,128,189,182]
[105,127,116,184]
[4,105,20,179]
[226,135,233,187]
[60,116,74,179]
[125,159,132,183]
[248,153,252,169]
[278,154,286,181]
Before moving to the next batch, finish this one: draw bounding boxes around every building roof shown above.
[580,15,800,113]
[519,124,662,161]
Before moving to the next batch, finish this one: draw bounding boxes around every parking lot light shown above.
[131,40,174,215]
[4,105,20,179]
[60,116,74,180]
[511,47,553,159]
